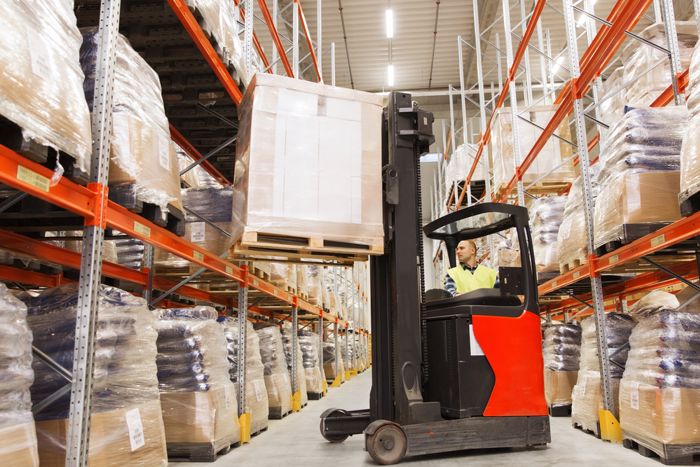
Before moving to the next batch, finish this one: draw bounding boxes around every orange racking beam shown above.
[167,0,244,105]
[294,0,323,82]
[234,0,271,70]
[258,0,295,77]
[0,264,66,288]
[169,124,231,186]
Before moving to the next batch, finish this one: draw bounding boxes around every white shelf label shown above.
[190,222,206,243]
[17,166,50,192]
[134,221,151,238]
[630,382,640,410]
[125,408,145,452]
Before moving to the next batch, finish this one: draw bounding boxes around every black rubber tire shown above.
[320,409,350,443]
[365,423,407,465]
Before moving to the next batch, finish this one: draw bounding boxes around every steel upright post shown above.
[519,0,534,105]
[66,0,121,465]
[562,0,619,442]
[660,0,685,105]
[143,244,154,305]
[318,315,325,392]
[317,0,322,78]
[237,264,251,442]
[583,0,607,144]
[293,0,299,77]
[291,304,300,410]
[457,37,472,206]
[331,42,336,85]
[272,0,279,74]
[472,2,492,203]
[244,0,254,73]
[501,0,526,205]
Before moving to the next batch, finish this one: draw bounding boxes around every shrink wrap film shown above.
[619,306,700,447]
[323,337,345,382]
[593,107,687,249]
[270,263,289,288]
[232,73,384,250]
[530,196,566,273]
[543,323,582,407]
[281,323,308,406]
[599,67,625,128]
[177,145,223,189]
[81,30,182,213]
[556,171,599,273]
[571,314,635,433]
[492,106,576,193]
[444,143,486,191]
[0,283,38,466]
[257,326,293,415]
[24,284,166,466]
[298,330,325,394]
[155,307,240,446]
[680,42,700,203]
[220,318,269,434]
[0,0,91,172]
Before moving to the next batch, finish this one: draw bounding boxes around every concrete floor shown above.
[175,370,661,467]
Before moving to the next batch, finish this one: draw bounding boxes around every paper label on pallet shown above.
[253,379,265,401]
[17,166,50,192]
[190,222,206,243]
[630,382,640,410]
[157,134,171,171]
[468,324,484,356]
[28,36,51,78]
[125,408,145,452]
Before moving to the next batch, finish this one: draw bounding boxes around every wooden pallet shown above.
[109,184,186,237]
[594,223,675,257]
[524,180,573,195]
[251,426,269,438]
[572,421,600,439]
[548,404,572,417]
[560,256,586,274]
[0,116,89,185]
[680,189,700,217]
[308,391,324,401]
[623,437,700,465]
[233,231,383,263]
[268,407,291,420]
[167,435,240,462]
[250,266,270,281]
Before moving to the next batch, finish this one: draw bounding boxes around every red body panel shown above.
[472,310,548,417]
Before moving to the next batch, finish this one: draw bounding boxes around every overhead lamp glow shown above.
[576,13,586,27]
[552,56,566,74]
[385,9,394,38]
[387,64,395,87]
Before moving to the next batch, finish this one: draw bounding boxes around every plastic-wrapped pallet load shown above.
[0,0,91,174]
[543,323,582,411]
[599,67,625,129]
[298,330,325,397]
[571,313,636,435]
[323,339,344,383]
[619,299,700,453]
[219,318,269,435]
[257,326,293,418]
[529,196,566,273]
[444,144,486,194]
[0,284,38,466]
[155,307,240,453]
[492,106,576,193]
[281,323,308,407]
[177,145,223,189]
[593,107,688,250]
[25,284,167,466]
[80,30,182,217]
[680,41,700,210]
[232,73,384,253]
[622,22,697,107]
[270,263,289,288]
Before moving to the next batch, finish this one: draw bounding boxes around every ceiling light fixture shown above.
[387,64,395,87]
[385,9,394,38]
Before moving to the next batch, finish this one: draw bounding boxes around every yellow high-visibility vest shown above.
[447,264,497,294]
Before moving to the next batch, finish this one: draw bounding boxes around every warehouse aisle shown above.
[175,370,659,467]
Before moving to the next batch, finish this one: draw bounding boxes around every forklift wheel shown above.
[320,409,350,443]
[365,422,407,465]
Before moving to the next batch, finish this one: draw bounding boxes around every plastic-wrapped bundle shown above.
[529,196,566,273]
[629,290,680,317]
[571,314,636,434]
[113,237,146,270]
[556,171,600,273]
[281,323,308,406]
[0,0,91,173]
[593,107,688,249]
[680,42,700,204]
[323,339,344,382]
[298,330,325,394]
[184,187,234,267]
[0,283,38,466]
[287,264,298,292]
[25,284,167,466]
[619,306,700,447]
[155,306,240,446]
[622,22,697,108]
[232,74,384,251]
[257,326,293,416]
[543,323,582,408]
[270,263,289,288]
[219,318,269,434]
[494,228,521,268]
[80,30,182,213]
[177,146,224,190]
[444,144,486,191]
[493,106,576,193]
[599,67,625,129]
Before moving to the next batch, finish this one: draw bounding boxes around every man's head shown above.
[456,240,477,265]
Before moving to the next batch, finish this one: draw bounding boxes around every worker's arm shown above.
[444,273,457,297]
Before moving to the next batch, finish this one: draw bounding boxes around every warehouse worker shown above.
[444,239,498,296]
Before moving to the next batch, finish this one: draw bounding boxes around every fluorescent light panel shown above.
[385,9,394,38]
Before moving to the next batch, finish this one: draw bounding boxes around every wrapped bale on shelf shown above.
[0,0,91,175]
[492,106,576,194]
[0,284,38,466]
[298,330,325,397]
[257,326,293,418]
[543,323,582,412]
[619,304,700,453]
[571,313,636,435]
[599,66,625,128]
[593,107,688,251]
[81,30,182,220]
[220,318,269,435]
[270,263,289,289]
[530,196,566,273]
[25,285,167,466]
[680,41,700,211]
[232,73,384,256]
[155,307,240,453]
[323,339,344,383]
[304,266,323,305]
[281,323,308,407]
[444,144,486,196]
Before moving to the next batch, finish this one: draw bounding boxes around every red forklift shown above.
[319,92,550,464]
